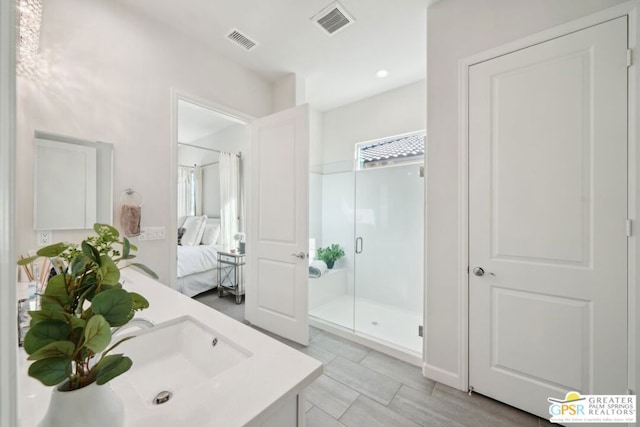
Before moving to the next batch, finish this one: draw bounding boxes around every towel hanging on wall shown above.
[119,188,143,237]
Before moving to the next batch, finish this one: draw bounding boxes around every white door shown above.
[469,17,628,418]
[246,104,310,345]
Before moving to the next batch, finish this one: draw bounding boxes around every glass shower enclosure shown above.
[309,138,424,356]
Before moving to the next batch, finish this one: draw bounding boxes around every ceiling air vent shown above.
[312,2,355,36]
[226,28,259,51]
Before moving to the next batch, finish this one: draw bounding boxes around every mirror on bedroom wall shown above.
[34,131,114,230]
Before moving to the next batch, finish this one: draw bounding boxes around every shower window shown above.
[356,131,425,170]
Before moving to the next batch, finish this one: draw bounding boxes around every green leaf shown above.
[94,223,119,239]
[122,238,130,259]
[92,289,133,326]
[83,315,111,353]
[24,320,70,354]
[99,255,120,285]
[28,340,75,361]
[93,354,132,385]
[81,241,101,266]
[69,316,86,331]
[17,255,39,266]
[70,255,90,276]
[39,295,66,313]
[130,292,149,311]
[29,357,70,386]
[41,274,71,311]
[36,242,68,258]
[129,263,159,280]
[28,310,69,326]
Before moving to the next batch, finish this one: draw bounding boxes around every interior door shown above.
[469,17,628,418]
[246,104,310,345]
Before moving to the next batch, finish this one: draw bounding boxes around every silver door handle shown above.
[472,267,495,277]
[291,252,306,259]
[355,237,363,254]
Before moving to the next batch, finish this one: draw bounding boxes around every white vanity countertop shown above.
[17,269,323,426]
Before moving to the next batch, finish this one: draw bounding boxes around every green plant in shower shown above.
[17,223,158,391]
[316,244,345,269]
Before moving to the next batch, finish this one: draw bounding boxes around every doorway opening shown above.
[170,94,250,302]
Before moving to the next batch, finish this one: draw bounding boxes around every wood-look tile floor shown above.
[195,290,552,426]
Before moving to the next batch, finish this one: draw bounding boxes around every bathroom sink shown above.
[113,315,252,405]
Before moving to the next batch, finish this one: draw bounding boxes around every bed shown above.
[177,244,223,296]
[177,216,223,297]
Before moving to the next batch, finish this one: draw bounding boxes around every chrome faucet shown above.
[111,317,155,336]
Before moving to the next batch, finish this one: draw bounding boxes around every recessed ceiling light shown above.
[376,69,389,78]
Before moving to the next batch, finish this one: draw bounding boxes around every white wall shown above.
[177,145,218,166]
[272,73,306,113]
[16,0,272,283]
[425,0,632,389]
[192,123,247,155]
[322,79,426,166]
[188,124,246,222]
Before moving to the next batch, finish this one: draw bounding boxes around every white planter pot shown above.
[38,382,124,427]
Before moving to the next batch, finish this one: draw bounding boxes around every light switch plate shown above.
[138,226,166,241]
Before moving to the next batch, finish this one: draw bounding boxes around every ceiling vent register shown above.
[312,2,355,36]
[226,29,259,51]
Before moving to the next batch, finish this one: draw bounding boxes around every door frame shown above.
[169,89,255,290]
[0,0,17,424]
[455,2,639,394]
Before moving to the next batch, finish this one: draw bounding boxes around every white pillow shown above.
[181,215,207,246]
[206,218,222,245]
[201,223,221,245]
[195,215,208,245]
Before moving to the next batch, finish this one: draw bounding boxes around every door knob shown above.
[472,267,494,277]
[291,252,306,259]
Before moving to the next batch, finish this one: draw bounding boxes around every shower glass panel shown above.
[353,163,424,353]
[308,161,355,331]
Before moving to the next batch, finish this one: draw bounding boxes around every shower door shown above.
[353,163,424,353]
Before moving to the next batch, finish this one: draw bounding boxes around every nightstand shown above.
[217,251,245,304]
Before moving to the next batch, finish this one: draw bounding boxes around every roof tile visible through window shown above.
[360,133,425,163]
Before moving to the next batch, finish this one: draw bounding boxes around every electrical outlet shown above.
[138,226,165,241]
[37,231,52,246]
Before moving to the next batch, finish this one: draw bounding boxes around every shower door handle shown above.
[355,237,363,254]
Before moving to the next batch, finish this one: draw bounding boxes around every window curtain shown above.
[238,156,245,233]
[219,152,239,249]
[193,165,203,216]
[177,165,194,218]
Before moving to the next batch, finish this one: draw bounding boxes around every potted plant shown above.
[316,244,345,269]
[17,223,157,427]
